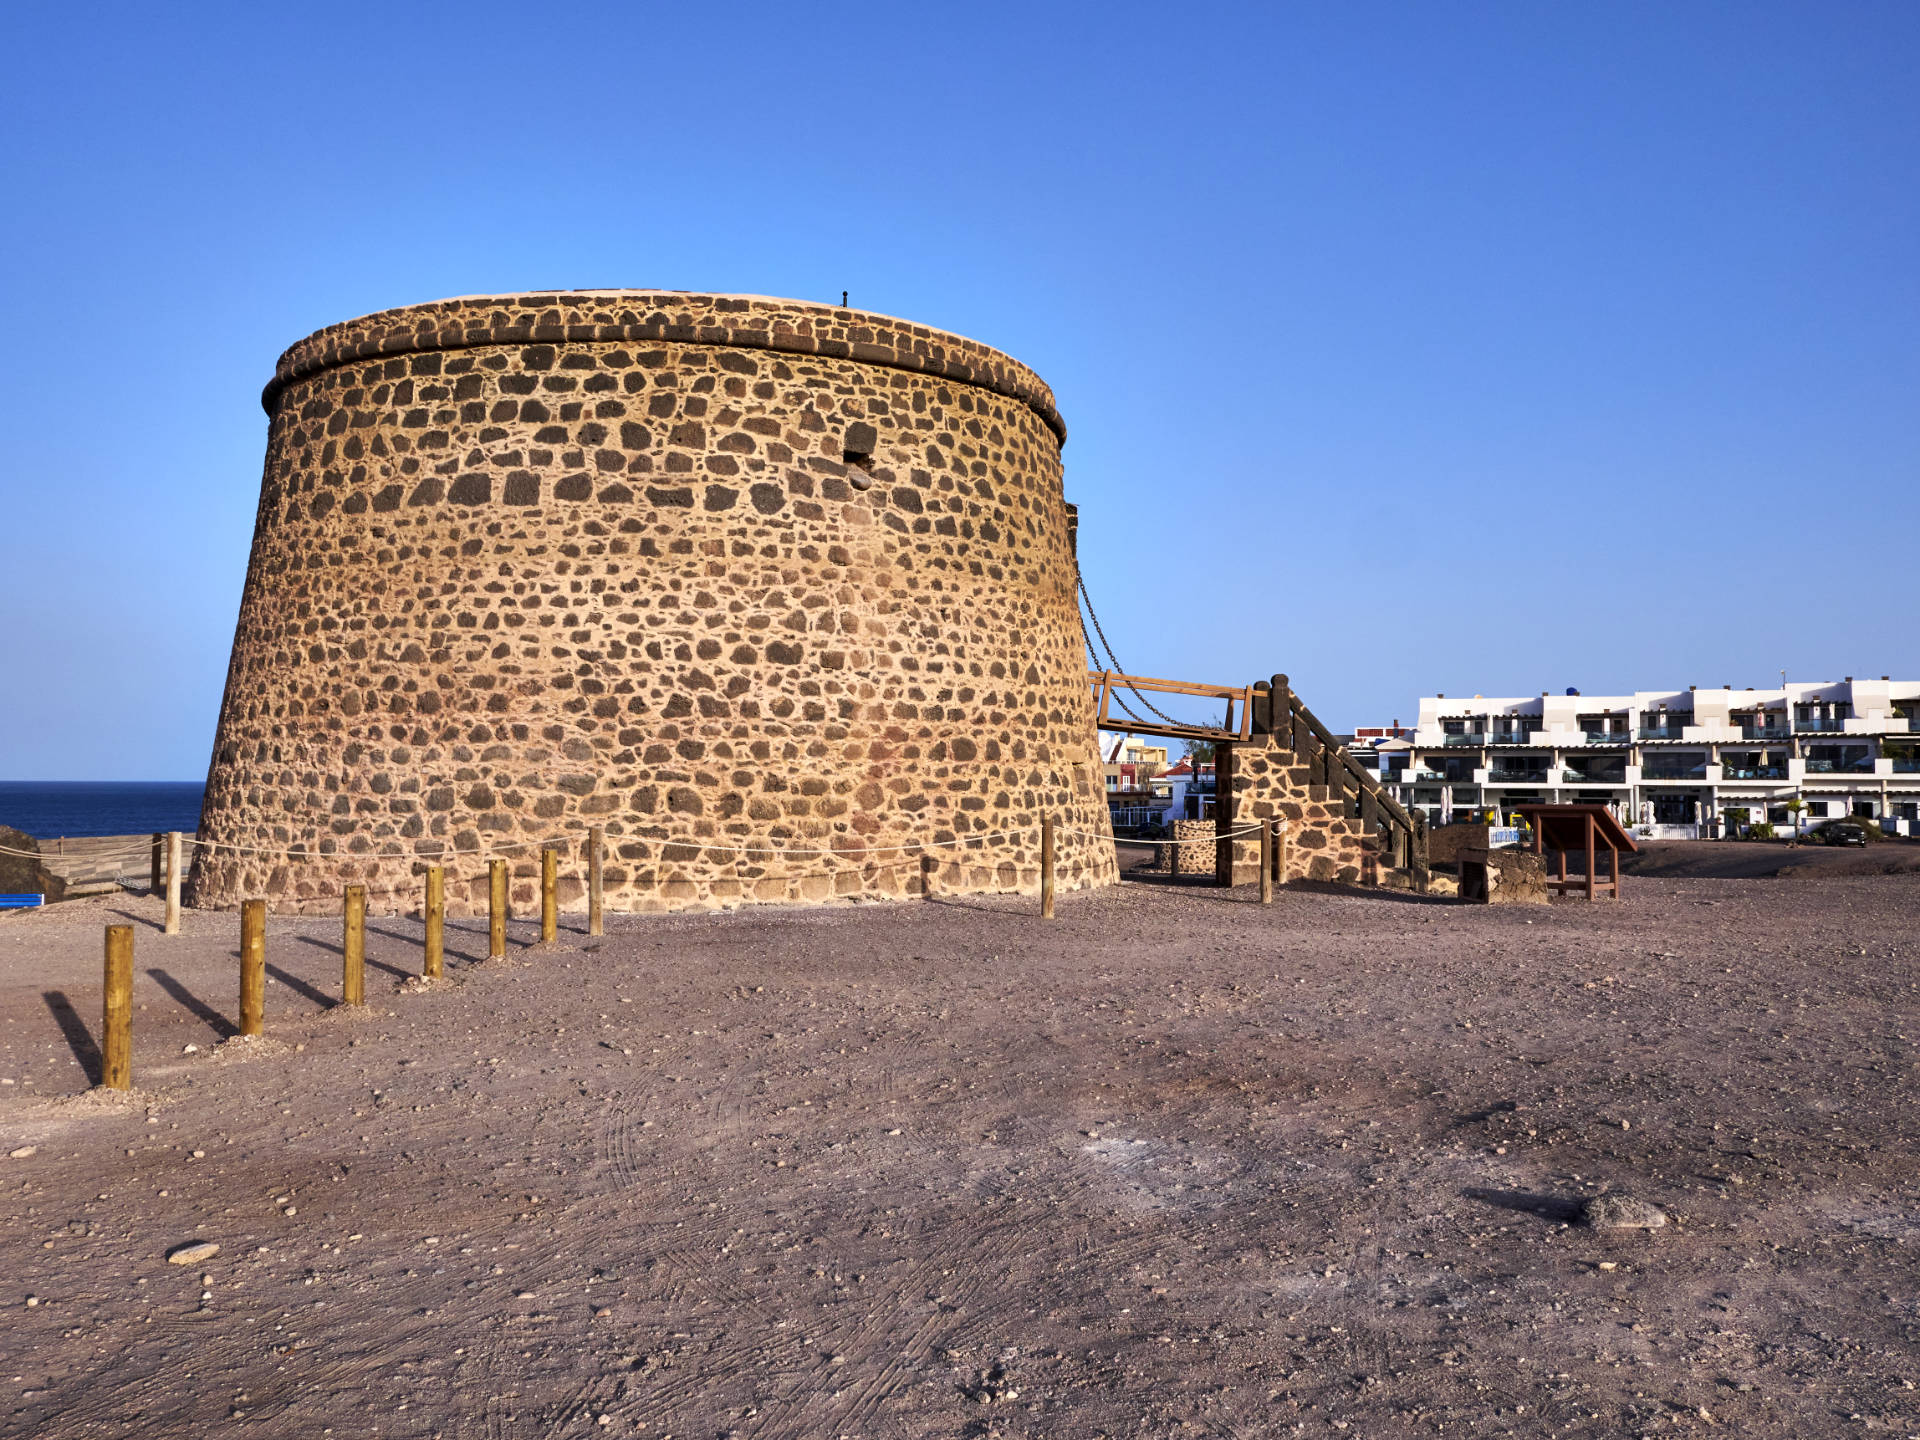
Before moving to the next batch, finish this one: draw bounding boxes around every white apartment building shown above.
[1375,677,1920,840]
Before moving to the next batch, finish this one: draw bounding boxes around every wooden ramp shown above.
[1091,669,1433,890]
[23,835,155,899]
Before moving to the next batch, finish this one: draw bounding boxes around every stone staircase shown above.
[1202,676,1429,891]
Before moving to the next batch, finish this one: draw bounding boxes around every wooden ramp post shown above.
[488,860,507,959]
[342,886,366,1005]
[101,925,133,1090]
[540,848,558,943]
[239,900,265,1035]
[1214,743,1237,887]
[1040,816,1056,919]
[423,867,444,978]
[587,827,604,938]
[164,832,182,935]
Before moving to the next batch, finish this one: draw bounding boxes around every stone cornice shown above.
[265,291,1066,445]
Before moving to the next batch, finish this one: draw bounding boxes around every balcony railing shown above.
[1442,733,1486,746]
[1563,770,1627,785]
[1803,758,1873,775]
[1893,759,1920,773]
[1795,718,1844,732]
[1642,765,1708,781]
[1583,731,1630,745]
[1487,770,1549,785]
[1721,765,1787,780]
[1738,725,1790,740]
[1639,726,1691,741]
[1489,730,1544,744]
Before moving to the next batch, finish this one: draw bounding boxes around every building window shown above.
[1652,794,1697,824]
[1806,801,1829,818]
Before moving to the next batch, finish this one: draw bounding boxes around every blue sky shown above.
[2,2,1915,777]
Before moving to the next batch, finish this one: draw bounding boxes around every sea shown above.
[0,782,206,840]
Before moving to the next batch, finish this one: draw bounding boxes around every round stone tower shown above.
[189,292,1116,915]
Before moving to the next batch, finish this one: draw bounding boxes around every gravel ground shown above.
[1617,839,1920,881]
[2,870,1917,1438]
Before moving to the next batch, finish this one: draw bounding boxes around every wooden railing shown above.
[1086,670,1255,742]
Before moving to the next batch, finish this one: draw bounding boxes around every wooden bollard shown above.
[101,925,133,1091]
[587,826,604,938]
[1275,821,1289,888]
[342,885,366,1006]
[540,847,558,944]
[1040,816,1056,919]
[423,866,444,979]
[239,900,265,1036]
[488,860,507,959]
[164,831,182,936]
[149,833,163,895]
[1259,821,1274,905]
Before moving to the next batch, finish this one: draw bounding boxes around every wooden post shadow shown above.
[41,991,103,1086]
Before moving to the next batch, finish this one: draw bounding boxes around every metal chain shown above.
[1076,571,1186,727]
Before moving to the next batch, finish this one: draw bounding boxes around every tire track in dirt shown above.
[741,1206,1052,1440]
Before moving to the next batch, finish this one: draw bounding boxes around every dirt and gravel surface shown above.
[1616,839,1920,881]
[3,869,1917,1438]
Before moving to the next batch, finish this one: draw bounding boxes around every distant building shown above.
[1352,722,1411,744]
[1379,679,1920,839]
[1100,734,1174,828]
[1157,757,1216,821]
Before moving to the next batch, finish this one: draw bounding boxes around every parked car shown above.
[1813,820,1869,847]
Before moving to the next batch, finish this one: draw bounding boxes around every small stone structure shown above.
[1143,819,1219,876]
[1424,823,1497,867]
[190,292,1117,915]
[1458,848,1549,905]
[0,827,56,901]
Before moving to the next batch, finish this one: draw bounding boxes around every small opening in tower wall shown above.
[842,422,877,470]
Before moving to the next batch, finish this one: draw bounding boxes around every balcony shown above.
[1803,758,1873,775]
[1583,731,1631,745]
[1487,769,1549,785]
[1442,733,1486,746]
[1562,769,1627,786]
[1795,718,1844,732]
[1488,730,1544,745]
[1894,759,1920,774]
[1721,765,1787,780]
[1738,724,1790,741]
[1641,763,1708,781]
[1639,721,1693,740]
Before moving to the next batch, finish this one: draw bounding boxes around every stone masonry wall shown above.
[1220,736,1376,885]
[189,292,1117,916]
[1143,819,1218,875]
[1134,739,1379,887]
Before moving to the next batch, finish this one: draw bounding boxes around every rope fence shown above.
[58,810,1314,1092]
